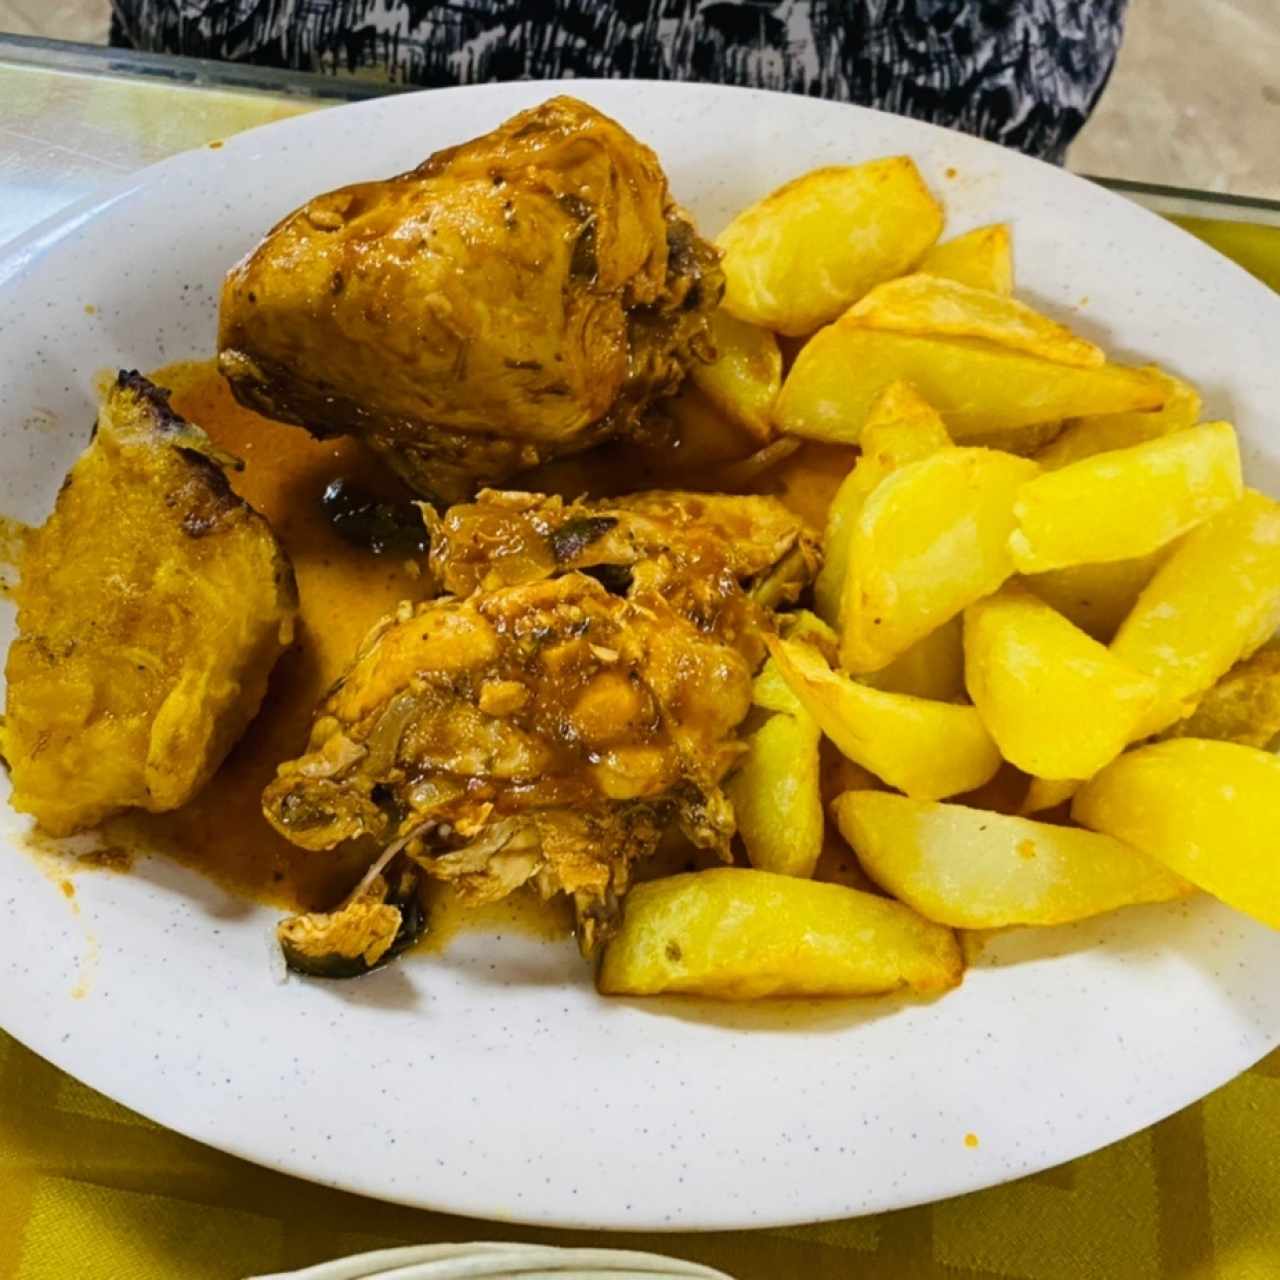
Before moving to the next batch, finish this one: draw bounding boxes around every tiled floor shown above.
[0,0,1277,199]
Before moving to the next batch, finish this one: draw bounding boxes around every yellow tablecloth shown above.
[1,1032,1277,1278]
[3,58,1280,1280]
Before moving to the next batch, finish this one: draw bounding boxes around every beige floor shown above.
[1,0,1277,199]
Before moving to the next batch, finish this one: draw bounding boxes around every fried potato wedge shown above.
[773,326,1167,446]
[859,381,955,461]
[1111,490,1280,733]
[752,610,839,714]
[1009,422,1243,573]
[847,274,1103,368]
[964,585,1161,780]
[839,448,1039,672]
[2,373,297,835]
[1073,739,1280,929]
[717,159,944,336]
[833,792,1191,928]
[690,309,782,441]
[1034,369,1203,469]
[963,420,1065,457]
[813,381,951,624]
[1160,645,1280,748]
[1021,777,1081,815]
[597,867,963,998]
[727,709,824,878]
[768,637,1001,799]
[1021,547,1170,642]
[919,223,1013,295]
[661,383,764,469]
[861,616,965,702]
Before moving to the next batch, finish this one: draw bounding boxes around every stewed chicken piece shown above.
[219,97,723,505]
[263,491,817,953]
[2,373,297,836]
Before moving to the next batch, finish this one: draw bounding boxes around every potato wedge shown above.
[1160,645,1280,748]
[752,610,838,714]
[833,791,1190,928]
[847,274,1103,368]
[964,585,1161,779]
[861,616,965,702]
[919,223,1013,295]
[1112,490,1280,733]
[773,326,1168,446]
[840,448,1039,672]
[597,867,962,998]
[717,159,944,337]
[963,421,1065,457]
[690,309,782,441]
[859,380,955,462]
[1009,422,1243,573]
[1021,547,1170,642]
[1033,369,1202,470]
[727,710,823,878]
[768,637,1002,799]
[813,381,951,624]
[1072,739,1280,929]
[1021,777,1081,815]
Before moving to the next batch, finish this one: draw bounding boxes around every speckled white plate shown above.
[1,81,1279,1232]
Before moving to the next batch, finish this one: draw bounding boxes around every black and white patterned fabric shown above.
[111,0,1127,161]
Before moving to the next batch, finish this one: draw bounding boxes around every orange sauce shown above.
[91,360,847,941]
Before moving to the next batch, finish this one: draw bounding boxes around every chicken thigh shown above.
[219,97,723,504]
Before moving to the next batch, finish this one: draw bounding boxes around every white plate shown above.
[1,81,1279,1232]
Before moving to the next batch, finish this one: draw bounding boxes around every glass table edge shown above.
[2,31,1279,228]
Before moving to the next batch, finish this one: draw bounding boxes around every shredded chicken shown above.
[263,490,818,952]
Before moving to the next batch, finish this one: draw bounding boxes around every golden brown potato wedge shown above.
[1020,777,1081,815]
[1160,644,1280,748]
[717,159,944,337]
[690,309,782,441]
[727,709,823,878]
[1111,489,1280,734]
[768,637,1002,800]
[962,421,1066,457]
[597,867,963,998]
[846,274,1103,368]
[839,447,1039,672]
[1021,547,1170,643]
[1034,369,1202,470]
[919,223,1013,295]
[1018,773,1080,814]
[833,791,1191,929]
[861,616,965,702]
[774,326,1167,446]
[1009,422,1242,573]
[964,585,1161,780]
[660,383,765,469]
[813,381,951,624]
[1073,739,1280,929]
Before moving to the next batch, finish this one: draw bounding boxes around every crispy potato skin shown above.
[218,96,722,504]
[2,372,297,835]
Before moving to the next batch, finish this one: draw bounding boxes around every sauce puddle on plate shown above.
[78,358,850,947]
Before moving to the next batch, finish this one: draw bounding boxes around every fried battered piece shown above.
[219,97,723,504]
[264,492,816,951]
[1,373,298,836]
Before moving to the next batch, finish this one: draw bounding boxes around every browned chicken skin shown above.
[263,491,817,952]
[219,97,723,504]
